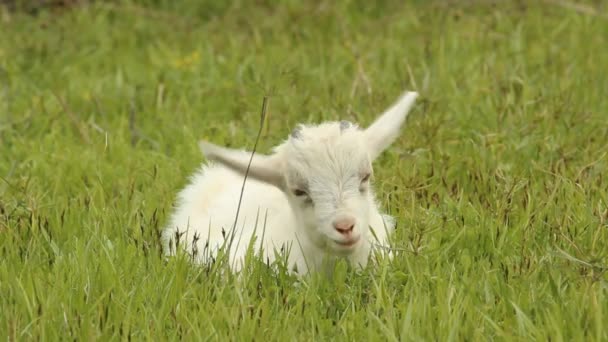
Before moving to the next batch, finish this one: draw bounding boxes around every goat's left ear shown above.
[363,91,418,160]
[199,141,284,188]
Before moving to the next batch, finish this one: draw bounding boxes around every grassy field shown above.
[1,0,607,340]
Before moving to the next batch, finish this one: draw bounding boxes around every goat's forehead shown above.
[290,122,363,145]
[292,122,364,150]
[298,121,358,137]
[279,122,369,176]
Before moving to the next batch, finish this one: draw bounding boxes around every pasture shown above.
[1,1,607,340]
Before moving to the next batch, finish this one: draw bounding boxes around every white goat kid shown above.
[163,91,418,274]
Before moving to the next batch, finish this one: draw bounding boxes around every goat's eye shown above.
[292,189,308,197]
[292,188,313,205]
[361,173,371,183]
[360,173,371,192]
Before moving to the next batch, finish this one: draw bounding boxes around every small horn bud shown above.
[291,124,303,139]
[340,120,353,131]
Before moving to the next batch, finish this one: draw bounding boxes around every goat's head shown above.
[199,91,418,255]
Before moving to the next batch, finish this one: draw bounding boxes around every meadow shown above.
[1,0,607,340]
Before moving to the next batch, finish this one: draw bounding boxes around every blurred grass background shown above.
[0,0,607,340]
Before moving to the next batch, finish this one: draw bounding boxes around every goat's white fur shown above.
[163,91,418,274]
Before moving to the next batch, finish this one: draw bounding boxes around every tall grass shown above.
[1,1,607,340]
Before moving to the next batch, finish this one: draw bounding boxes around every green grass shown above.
[1,0,607,340]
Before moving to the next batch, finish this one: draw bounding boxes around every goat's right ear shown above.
[199,141,284,189]
[363,91,418,160]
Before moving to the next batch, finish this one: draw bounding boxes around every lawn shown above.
[1,0,607,340]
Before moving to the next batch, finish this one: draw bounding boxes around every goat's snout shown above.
[333,217,355,236]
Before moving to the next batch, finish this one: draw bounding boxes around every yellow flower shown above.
[172,50,201,70]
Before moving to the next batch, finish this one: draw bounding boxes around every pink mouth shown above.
[334,235,361,247]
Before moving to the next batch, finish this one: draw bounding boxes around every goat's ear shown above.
[363,91,418,160]
[199,141,284,189]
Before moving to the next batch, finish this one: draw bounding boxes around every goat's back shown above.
[163,163,299,268]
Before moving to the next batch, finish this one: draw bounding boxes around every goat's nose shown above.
[333,217,355,235]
